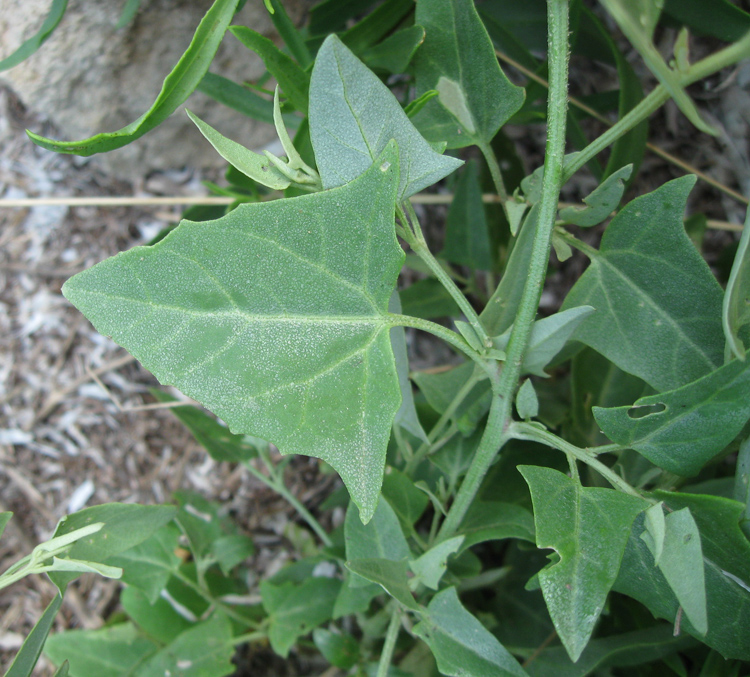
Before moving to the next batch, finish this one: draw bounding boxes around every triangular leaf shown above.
[409,536,463,590]
[559,165,632,227]
[62,144,404,522]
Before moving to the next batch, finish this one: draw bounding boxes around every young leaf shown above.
[46,557,122,578]
[558,165,632,227]
[413,587,529,677]
[562,176,724,392]
[197,72,284,127]
[593,358,750,477]
[345,558,419,610]
[723,207,750,360]
[134,612,235,677]
[641,502,667,565]
[309,34,462,201]
[229,27,309,112]
[28,0,240,155]
[494,306,595,378]
[409,536,464,590]
[186,110,291,190]
[519,466,648,661]
[312,629,360,670]
[516,380,539,420]
[0,0,68,72]
[642,507,708,635]
[261,576,342,657]
[6,594,62,677]
[43,623,159,677]
[442,159,494,270]
[411,0,525,149]
[62,144,403,523]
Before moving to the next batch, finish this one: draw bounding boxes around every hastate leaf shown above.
[519,466,648,662]
[559,165,632,227]
[411,0,525,149]
[309,35,461,201]
[594,358,750,477]
[62,143,404,523]
[562,176,724,392]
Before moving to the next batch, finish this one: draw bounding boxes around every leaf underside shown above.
[62,144,404,522]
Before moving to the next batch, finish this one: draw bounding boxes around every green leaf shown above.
[411,0,525,149]
[0,511,11,540]
[413,587,528,677]
[211,534,254,575]
[594,358,750,476]
[197,73,281,127]
[151,390,261,463]
[120,586,193,644]
[614,493,750,660]
[562,176,724,392]
[229,26,309,112]
[62,144,403,523]
[663,0,750,42]
[515,380,539,420]
[431,427,481,490]
[28,0,240,155]
[6,594,62,677]
[309,34,462,201]
[346,558,419,610]
[642,502,667,565]
[44,623,159,677]
[382,467,430,534]
[559,165,632,227]
[361,25,426,74]
[116,0,142,28]
[186,110,291,190]
[135,612,235,677]
[261,576,342,657]
[641,507,707,634]
[723,207,750,360]
[340,0,414,53]
[264,0,312,68]
[442,159,494,270]
[107,524,182,603]
[46,556,122,578]
[735,436,750,535]
[52,662,69,677]
[400,277,461,319]
[494,307,595,378]
[409,536,463,590]
[519,465,648,661]
[333,570,379,618]
[0,0,68,73]
[345,497,411,574]
[598,0,717,135]
[48,503,176,591]
[312,629,360,670]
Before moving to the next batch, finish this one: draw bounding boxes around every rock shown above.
[0,0,305,181]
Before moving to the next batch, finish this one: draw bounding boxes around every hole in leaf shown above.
[627,403,666,419]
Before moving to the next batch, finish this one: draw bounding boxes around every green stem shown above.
[376,607,402,677]
[400,202,490,348]
[231,630,267,646]
[510,422,646,499]
[479,141,508,201]
[436,0,571,542]
[242,461,332,547]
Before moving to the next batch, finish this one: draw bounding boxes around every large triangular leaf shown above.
[62,144,404,523]
[562,176,724,392]
[519,466,648,661]
[309,35,461,200]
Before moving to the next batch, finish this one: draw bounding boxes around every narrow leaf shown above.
[723,206,750,360]
[309,34,462,201]
[28,0,240,155]
[409,536,463,590]
[62,145,403,523]
[594,358,750,476]
[345,558,419,610]
[562,176,724,392]
[116,0,142,28]
[265,0,312,67]
[663,0,750,42]
[413,587,528,677]
[229,26,309,112]
[411,0,525,149]
[0,0,68,73]
[641,502,666,565]
[47,557,122,578]
[197,72,277,126]
[519,466,648,661]
[559,165,632,227]
[6,594,62,677]
[0,511,11,540]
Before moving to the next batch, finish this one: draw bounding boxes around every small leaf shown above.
[0,511,11,540]
[562,176,724,392]
[229,26,309,112]
[33,523,104,555]
[187,110,290,190]
[559,165,633,227]
[346,558,419,610]
[413,587,528,677]
[506,195,528,237]
[47,557,122,578]
[516,380,539,420]
[409,536,464,590]
[519,466,648,661]
[641,502,666,565]
[63,144,403,523]
[723,207,750,360]
[28,0,240,155]
[594,358,750,476]
[381,467,430,534]
[361,25,426,74]
[6,594,62,677]
[312,629,360,670]
[309,34,462,201]
[0,0,68,73]
[458,501,536,551]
